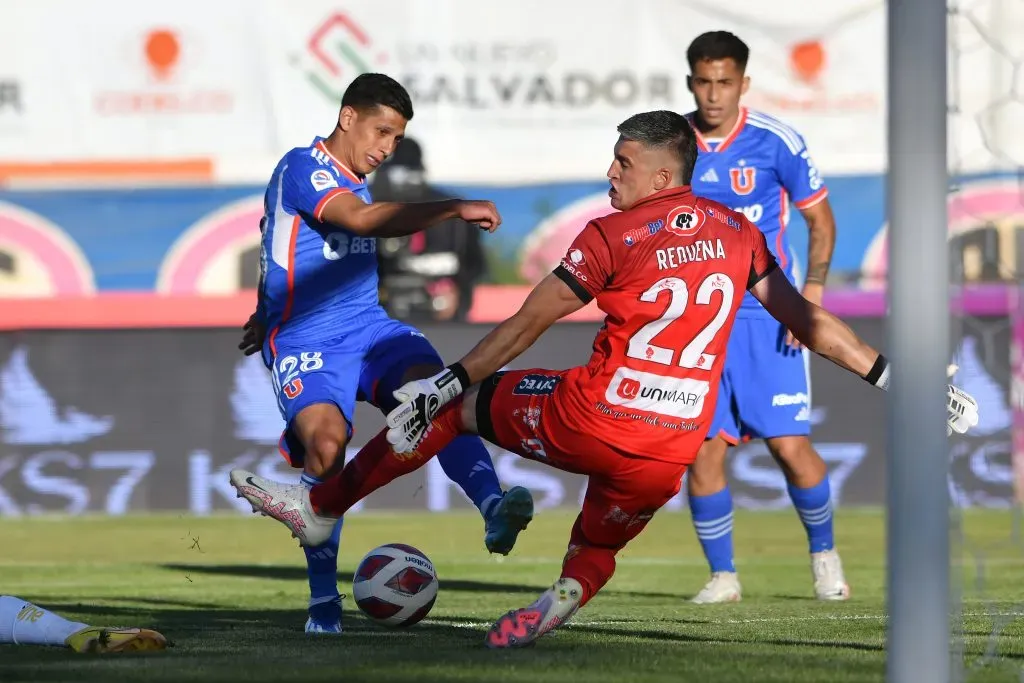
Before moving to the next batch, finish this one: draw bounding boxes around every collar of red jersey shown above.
[628,185,694,209]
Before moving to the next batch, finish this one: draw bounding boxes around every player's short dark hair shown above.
[686,31,750,71]
[341,73,414,121]
[616,110,698,185]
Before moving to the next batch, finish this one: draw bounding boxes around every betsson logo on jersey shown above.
[323,232,376,261]
[605,367,710,420]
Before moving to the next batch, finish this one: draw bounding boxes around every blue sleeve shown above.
[775,133,828,209]
[280,151,352,223]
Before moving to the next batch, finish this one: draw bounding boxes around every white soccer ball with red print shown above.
[351,543,439,627]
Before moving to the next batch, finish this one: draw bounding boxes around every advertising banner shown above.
[0,1,1019,184]
[2,172,1022,301]
[0,317,1012,516]
[0,0,882,182]
[0,0,272,164]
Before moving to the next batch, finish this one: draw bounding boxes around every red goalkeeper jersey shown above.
[550,185,777,464]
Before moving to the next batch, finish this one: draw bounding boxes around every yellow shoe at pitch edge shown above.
[65,626,169,654]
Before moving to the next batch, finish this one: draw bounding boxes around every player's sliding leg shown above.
[309,404,464,517]
[231,376,533,548]
[231,395,481,546]
[366,344,533,555]
[487,459,686,649]
[0,596,167,653]
[766,435,849,600]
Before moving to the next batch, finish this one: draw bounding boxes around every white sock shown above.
[0,596,87,646]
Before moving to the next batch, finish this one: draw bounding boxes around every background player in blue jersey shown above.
[239,73,534,633]
[682,32,847,603]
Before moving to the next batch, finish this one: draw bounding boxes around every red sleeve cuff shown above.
[793,187,828,210]
[314,188,350,222]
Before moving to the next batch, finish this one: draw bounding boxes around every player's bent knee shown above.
[765,436,826,484]
[293,403,351,477]
[687,438,729,493]
[765,435,820,465]
[691,438,729,472]
[308,431,347,459]
[303,431,349,479]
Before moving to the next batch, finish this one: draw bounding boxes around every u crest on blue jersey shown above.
[729,167,757,196]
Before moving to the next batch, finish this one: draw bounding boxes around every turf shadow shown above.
[562,622,888,653]
[158,563,689,601]
[160,563,545,594]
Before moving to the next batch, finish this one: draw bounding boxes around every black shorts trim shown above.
[475,372,506,444]
[553,265,594,304]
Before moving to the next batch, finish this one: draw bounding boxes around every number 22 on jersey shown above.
[626,273,735,370]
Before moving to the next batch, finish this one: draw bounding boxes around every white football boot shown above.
[811,548,850,600]
[229,469,337,547]
[690,571,742,604]
[485,578,583,648]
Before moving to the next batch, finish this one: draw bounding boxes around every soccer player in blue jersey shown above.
[682,32,847,602]
[242,73,534,632]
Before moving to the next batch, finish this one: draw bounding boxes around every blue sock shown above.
[689,486,736,573]
[436,435,503,519]
[300,473,343,610]
[787,478,834,554]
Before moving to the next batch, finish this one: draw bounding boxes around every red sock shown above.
[309,399,464,516]
[559,515,618,606]
[561,546,616,607]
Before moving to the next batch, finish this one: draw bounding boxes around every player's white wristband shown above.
[864,354,890,391]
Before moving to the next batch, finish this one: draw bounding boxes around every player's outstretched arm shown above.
[750,268,980,435]
[382,274,586,452]
[319,192,501,237]
[457,273,587,384]
[750,268,879,380]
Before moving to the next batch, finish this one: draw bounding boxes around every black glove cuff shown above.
[446,362,471,392]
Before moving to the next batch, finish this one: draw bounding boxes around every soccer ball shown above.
[351,543,438,627]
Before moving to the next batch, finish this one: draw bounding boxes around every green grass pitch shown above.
[0,510,1022,682]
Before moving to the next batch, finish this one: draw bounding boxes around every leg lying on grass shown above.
[0,595,168,654]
